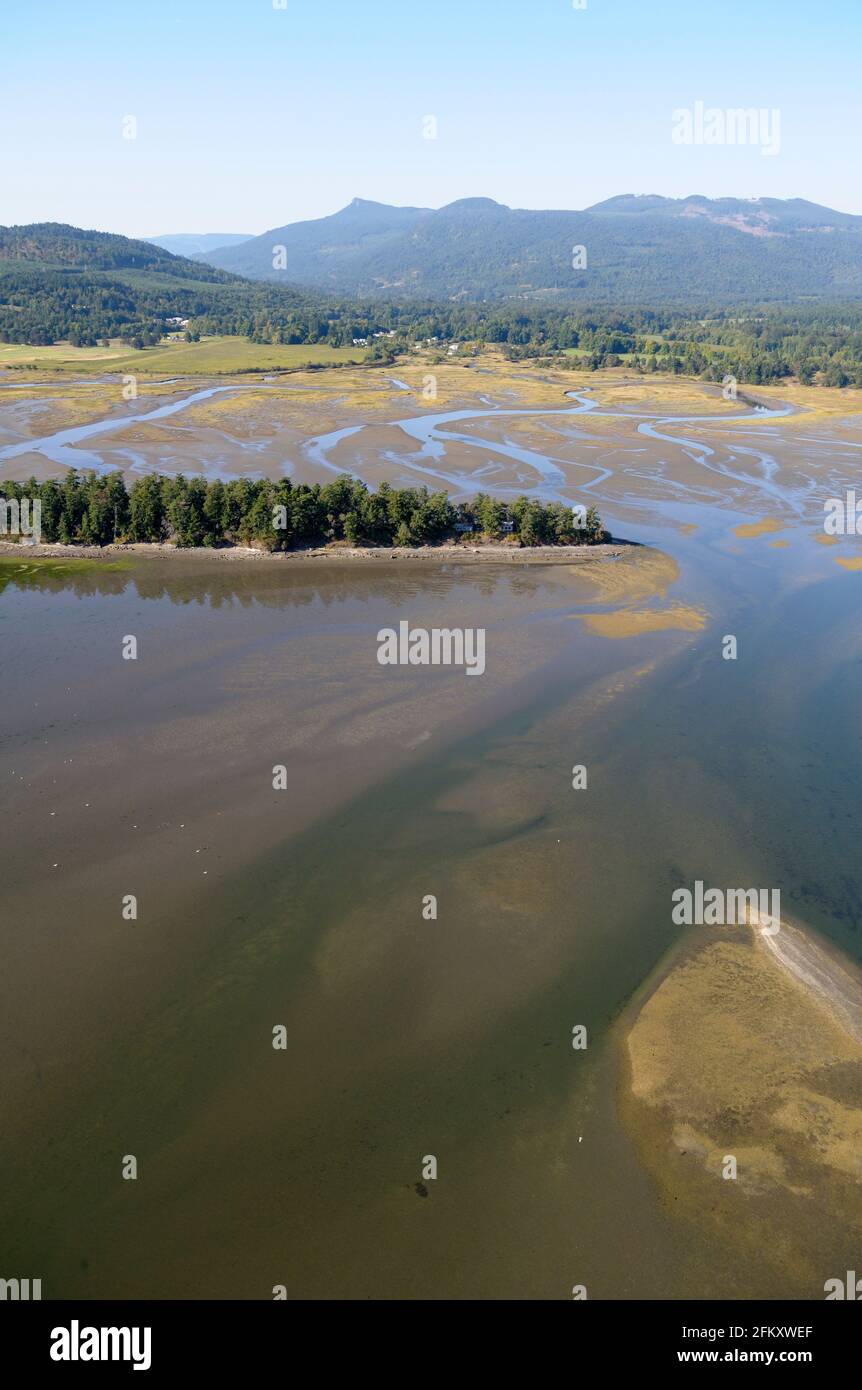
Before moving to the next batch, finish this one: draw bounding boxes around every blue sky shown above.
[1,0,860,235]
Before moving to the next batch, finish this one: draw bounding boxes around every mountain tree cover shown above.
[198,195,862,304]
[2,474,605,550]
[3,225,862,385]
[0,223,397,350]
[0,224,237,277]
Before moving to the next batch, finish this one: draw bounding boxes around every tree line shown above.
[5,282,862,387]
[4,229,862,387]
[2,473,605,550]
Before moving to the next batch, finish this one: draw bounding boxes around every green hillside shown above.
[0,223,387,349]
[198,195,862,303]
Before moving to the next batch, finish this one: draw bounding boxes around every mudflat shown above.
[3,363,862,1299]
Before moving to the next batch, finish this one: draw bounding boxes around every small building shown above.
[454,521,474,534]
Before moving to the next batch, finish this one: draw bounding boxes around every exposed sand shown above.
[760,918,862,1043]
[622,916,862,1294]
[4,368,862,586]
[576,603,706,638]
[733,518,787,539]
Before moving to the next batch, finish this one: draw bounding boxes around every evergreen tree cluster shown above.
[2,473,605,550]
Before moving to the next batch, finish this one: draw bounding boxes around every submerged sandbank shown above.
[621,914,862,1295]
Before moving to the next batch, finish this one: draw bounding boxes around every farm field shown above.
[0,335,369,376]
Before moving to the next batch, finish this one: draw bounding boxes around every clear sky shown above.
[2,0,860,237]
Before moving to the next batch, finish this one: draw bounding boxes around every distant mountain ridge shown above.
[194,198,428,282]
[146,232,254,257]
[195,194,862,302]
[4,214,862,360]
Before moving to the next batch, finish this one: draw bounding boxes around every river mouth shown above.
[2,370,862,1299]
[1,366,856,532]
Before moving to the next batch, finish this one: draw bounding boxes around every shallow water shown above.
[2,387,862,1299]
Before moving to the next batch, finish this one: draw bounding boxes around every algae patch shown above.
[0,555,131,595]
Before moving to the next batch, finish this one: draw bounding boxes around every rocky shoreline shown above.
[0,539,632,566]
